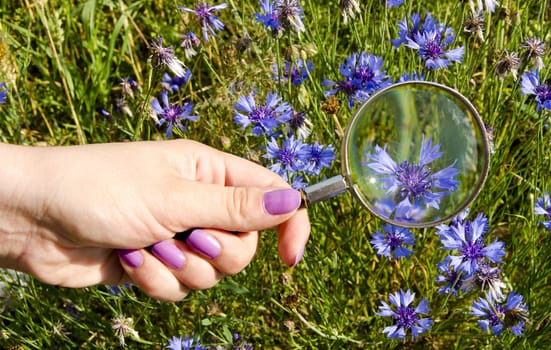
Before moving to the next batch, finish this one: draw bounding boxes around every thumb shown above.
[166,183,302,232]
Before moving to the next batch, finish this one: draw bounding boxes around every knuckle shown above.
[225,187,253,229]
[222,252,254,275]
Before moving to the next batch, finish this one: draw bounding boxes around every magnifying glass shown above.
[302,81,490,228]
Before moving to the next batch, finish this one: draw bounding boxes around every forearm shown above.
[0,143,41,270]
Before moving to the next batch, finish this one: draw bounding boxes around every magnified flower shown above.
[371,224,415,260]
[377,289,432,340]
[365,136,459,215]
[151,90,198,138]
[179,1,228,42]
[520,70,551,112]
[323,52,391,109]
[471,291,529,336]
[149,36,187,77]
[535,192,551,230]
[436,212,505,275]
[233,92,292,136]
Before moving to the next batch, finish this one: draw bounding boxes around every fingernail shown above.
[291,246,305,267]
[150,240,186,269]
[117,249,143,268]
[186,229,221,259]
[264,189,301,215]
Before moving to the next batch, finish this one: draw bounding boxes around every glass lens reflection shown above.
[344,82,489,227]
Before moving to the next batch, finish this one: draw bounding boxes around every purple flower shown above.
[166,335,207,350]
[471,291,529,336]
[233,92,292,136]
[462,262,506,301]
[161,70,192,92]
[520,70,551,112]
[285,109,312,139]
[151,90,198,138]
[377,289,432,340]
[323,52,391,109]
[179,1,228,42]
[535,192,551,230]
[406,30,464,69]
[273,58,313,86]
[264,135,309,179]
[304,142,335,175]
[387,0,404,7]
[436,256,465,296]
[436,212,505,275]
[255,0,305,34]
[397,71,426,82]
[370,224,415,260]
[0,82,7,104]
[149,36,187,77]
[365,136,459,215]
[391,13,439,48]
[180,31,201,59]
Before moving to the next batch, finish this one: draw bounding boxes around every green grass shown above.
[0,0,550,348]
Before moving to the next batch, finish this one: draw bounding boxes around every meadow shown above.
[0,0,550,348]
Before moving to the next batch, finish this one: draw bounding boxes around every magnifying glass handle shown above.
[300,175,349,208]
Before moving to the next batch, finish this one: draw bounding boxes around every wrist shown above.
[0,143,42,270]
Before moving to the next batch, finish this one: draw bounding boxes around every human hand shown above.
[0,140,310,301]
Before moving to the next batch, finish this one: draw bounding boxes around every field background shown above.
[0,0,550,348]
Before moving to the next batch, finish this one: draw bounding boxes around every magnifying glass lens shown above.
[344,82,489,227]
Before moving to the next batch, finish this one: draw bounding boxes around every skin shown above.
[0,140,310,301]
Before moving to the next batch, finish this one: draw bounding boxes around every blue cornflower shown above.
[166,335,207,350]
[323,52,391,109]
[406,30,464,69]
[370,224,415,260]
[0,82,8,104]
[255,0,305,34]
[377,289,432,340]
[397,71,426,82]
[436,212,505,275]
[290,174,307,190]
[435,256,465,296]
[149,36,187,77]
[179,1,228,42]
[391,13,439,48]
[471,291,529,336]
[151,90,198,138]
[234,92,292,136]
[161,70,192,92]
[535,192,551,230]
[387,0,404,7]
[520,70,551,112]
[365,136,459,214]
[273,58,313,86]
[304,142,335,175]
[264,135,309,179]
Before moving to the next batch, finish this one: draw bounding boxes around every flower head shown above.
[112,314,139,346]
[166,335,207,350]
[179,1,228,42]
[149,36,187,77]
[304,142,335,175]
[391,12,439,48]
[535,192,551,230]
[339,0,360,24]
[273,58,313,86]
[286,109,312,139]
[462,262,506,301]
[264,134,309,179]
[471,291,529,336]
[161,70,192,92]
[0,83,8,104]
[377,289,432,340]
[494,50,520,80]
[151,90,198,138]
[436,212,505,275]
[520,70,551,112]
[180,31,202,59]
[406,30,464,69]
[233,92,292,136]
[255,0,305,35]
[365,136,459,216]
[371,224,415,260]
[520,37,546,70]
[436,256,465,296]
[463,11,485,42]
[323,52,390,109]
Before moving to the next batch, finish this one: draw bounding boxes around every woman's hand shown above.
[0,140,310,301]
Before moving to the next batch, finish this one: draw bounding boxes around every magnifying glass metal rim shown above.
[301,80,490,229]
[340,80,491,228]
